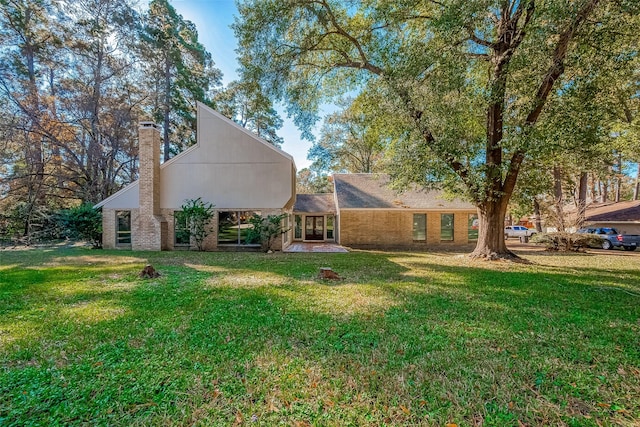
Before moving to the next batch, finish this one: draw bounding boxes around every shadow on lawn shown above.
[1,248,639,426]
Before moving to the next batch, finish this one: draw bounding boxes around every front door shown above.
[305,216,324,240]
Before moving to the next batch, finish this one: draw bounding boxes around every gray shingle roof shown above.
[333,173,475,210]
[585,200,640,222]
[293,193,336,213]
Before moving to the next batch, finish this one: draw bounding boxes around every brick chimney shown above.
[134,122,165,250]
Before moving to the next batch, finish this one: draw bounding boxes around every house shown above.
[291,174,477,248]
[582,201,640,234]
[96,105,478,251]
[95,103,296,251]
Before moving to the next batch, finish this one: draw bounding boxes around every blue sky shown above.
[171,0,313,169]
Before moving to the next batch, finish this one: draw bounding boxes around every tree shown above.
[246,213,289,252]
[140,0,222,161]
[310,92,388,174]
[180,197,215,251]
[234,0,638,259]
[215,79,284,147]
[0,0,60,236]
[58,204,102,248]
[296,168,333,194]
[59,0,142,203]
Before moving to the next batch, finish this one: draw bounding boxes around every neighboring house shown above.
[95,103,296,251]
[583,201,640,235]
[292,174,478,248]
[96,105,477,251]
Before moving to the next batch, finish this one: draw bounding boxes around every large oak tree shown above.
[234,0,638,258]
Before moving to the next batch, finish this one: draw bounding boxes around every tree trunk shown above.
[602,179,608,203]
[533,198,543,232]
[634,163,640,201]
[163,56,172,162]
[615,154,623,202]
[576,172,588,229]
[470,200,514,259]
[553,165,565,232]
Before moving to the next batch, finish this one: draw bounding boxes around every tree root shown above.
[468,249,530,263]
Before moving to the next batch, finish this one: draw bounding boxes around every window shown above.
[294,215,302,240]
[468,213,479,241]
[116,211,131,245]
[441,213,454,241]
[413,214,426,241]
[326,215,334,240]
[174,211,190,246]
[218,211,260,245]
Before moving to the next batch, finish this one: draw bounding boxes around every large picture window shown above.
[441,213,454,241]
[218,211,260,245]
[174,211,190,246]
[116,211,131,245]
[413,214,426,241]
[468,213,479,241]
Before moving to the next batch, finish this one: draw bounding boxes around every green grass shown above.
[0,247,638,426]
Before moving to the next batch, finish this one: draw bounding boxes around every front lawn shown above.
[0,248,638,426]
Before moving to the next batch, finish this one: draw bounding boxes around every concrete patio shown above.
[284,242,349,253]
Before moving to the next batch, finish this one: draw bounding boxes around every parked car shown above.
[504,225,537,239]
[576,227,640,251]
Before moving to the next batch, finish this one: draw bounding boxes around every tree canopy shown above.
[234,0,639,258]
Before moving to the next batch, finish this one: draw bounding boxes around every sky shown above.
[170,0,313,170]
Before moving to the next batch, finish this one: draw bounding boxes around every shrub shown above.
[531,232,604,252]
[58,204,103,248]
[180,198,215,251]
[246,213,290,252]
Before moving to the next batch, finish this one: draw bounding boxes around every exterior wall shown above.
[102,208,140,249]
[97,105,295,252]
[102,209,117,249]
[338,209,477,247]
[159,104,295,210]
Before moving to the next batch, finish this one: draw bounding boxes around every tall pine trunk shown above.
[553,165,565,232]
[634,163,640,201]
[533,198,543,232]
[163,55,172,162]
[577,172,588,229]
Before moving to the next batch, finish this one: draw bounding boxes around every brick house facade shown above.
[96,105,477,251]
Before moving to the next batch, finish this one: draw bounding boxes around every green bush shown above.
[531,232,604,252]
[180,198,215,251]
[247,213,289,252]
[58,204,102,248]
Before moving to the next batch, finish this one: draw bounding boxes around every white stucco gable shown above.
[96,102,296,210]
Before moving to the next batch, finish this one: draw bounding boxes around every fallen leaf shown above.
[597,403,610,409]
[508,401,514,410]
[399,405,410,415]
[268,401,280,413]
[445,423,458,427]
